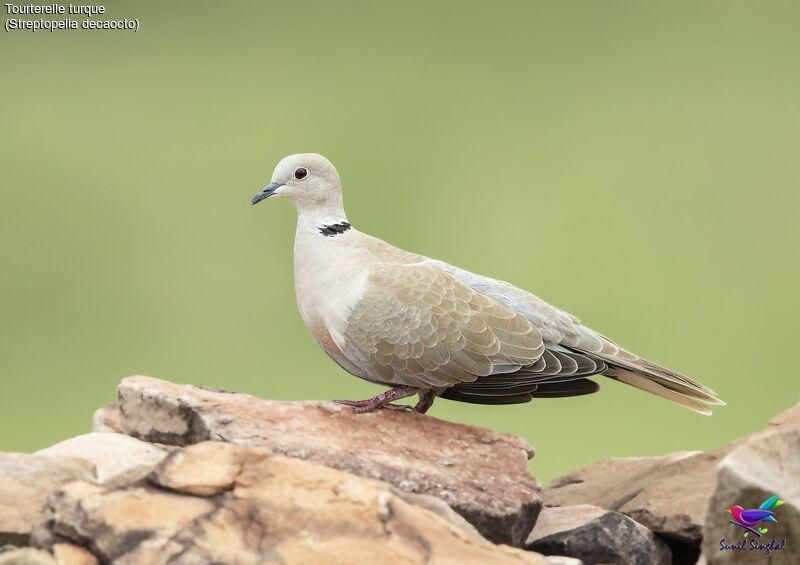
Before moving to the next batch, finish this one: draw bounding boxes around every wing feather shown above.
[425,259,724,412]
[338,256,722,413]
[341,263,544,388]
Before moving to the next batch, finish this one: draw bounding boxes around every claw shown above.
[335,399,411,412]
[333,399,369,407]
[332,386,417,413]
[383,403,413,411]
[333,387,438,414]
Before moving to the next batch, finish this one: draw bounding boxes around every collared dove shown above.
[251,153,724,415]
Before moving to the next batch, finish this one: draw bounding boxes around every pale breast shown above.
[293,232,370,355]
[293,222,427,365]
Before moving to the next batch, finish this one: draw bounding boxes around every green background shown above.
[2,1,798,484]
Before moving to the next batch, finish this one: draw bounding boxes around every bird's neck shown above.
[295,202,350,239]
[292,201,357,316]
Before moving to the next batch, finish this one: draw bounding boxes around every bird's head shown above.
[252,153,343,213]
[727,505,744,517]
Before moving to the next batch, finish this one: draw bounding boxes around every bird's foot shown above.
[380,403,413,412]
[333,386,417,413]
[334,387,438,414]
[333,399,410,412]
[333,399,372,408]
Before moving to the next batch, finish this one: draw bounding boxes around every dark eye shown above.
[294,167,308,180]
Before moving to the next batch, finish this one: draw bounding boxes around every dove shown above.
[251,153,724,415]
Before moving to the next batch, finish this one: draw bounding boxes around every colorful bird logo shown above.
[726,495,784,537]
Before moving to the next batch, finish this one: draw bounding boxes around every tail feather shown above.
[633,358,723,403]
[603,366,719,415]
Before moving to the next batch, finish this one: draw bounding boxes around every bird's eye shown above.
[294,167,308,180]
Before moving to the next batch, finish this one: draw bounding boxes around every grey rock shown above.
[542,403,800,565]
[106,375,542,546]
[0,454,93,546]
[545,449,732,547]
[526,505,671,565]
[702,404,799,564]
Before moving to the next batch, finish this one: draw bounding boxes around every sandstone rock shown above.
[545,557,584,565]
[545,403,800,565]
[545,449,727,548]
[104,375,541,545]
[526,504,670,565]
[91,403,122,434]
[48,441,547,564]
[148,439,243,496]
[36,433,167,487]
[768,402,800,429]
[702,404,800,564]
[0,547,56,565]
[0,454,93,546]
[391,489,485,541]
[52,544,99,565]
[149,441,484,541]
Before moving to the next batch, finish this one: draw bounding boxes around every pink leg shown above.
[413,390,436,414]
[334,386,418,414]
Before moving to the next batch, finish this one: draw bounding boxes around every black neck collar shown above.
[318,221,352,237]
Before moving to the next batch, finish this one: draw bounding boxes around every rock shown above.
[47,441,547,565]
[147,440,243,496]
[544,403,800,565]
[391,489,485,541]
[52,544,99,565]
[0,454,93,546]
[0,547,56,565]
[36,433,167,487]
[544,449,731,549]
[526,505,671,565]
[6,543,100,565]
[702,404,800,564]
[91,403,122,434]
[545,557,584,565]
[148,441,484,541]
[768,402,800,429]
[105,375,541,545]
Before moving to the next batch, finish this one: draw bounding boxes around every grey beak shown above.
[251,182,284,205]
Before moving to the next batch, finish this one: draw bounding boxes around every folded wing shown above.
[339,263,610,403]
[426,259,724,413]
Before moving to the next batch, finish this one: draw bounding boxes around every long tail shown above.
[602,358,725,415]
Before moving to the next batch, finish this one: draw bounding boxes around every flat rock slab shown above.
[46,441,547,565]
[0,454,93,546]
[702,404,800,564]
[36,433,168,488]
[526,504,671,565]
[98,375,541,546]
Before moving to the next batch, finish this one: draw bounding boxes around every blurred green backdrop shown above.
[1,1,798,484]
